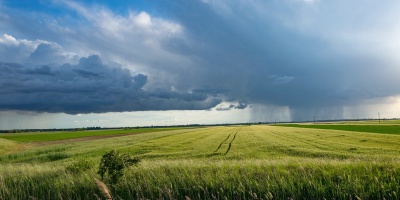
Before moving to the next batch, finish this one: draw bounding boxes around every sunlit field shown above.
[1,123,400,199]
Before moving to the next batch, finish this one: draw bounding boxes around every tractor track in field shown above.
[214,132,233,152]
[213,127,242,155]
[224,128,241,155]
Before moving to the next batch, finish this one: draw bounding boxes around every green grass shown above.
[1,125,400,199]
[330,119,400,124]
[276,124,400,135]
[0,127,181,142]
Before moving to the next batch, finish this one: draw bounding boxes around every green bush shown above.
[98,150,140,183]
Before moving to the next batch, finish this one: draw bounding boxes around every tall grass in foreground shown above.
[0,160,399,199]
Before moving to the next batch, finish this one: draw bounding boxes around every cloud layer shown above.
[1,0,400,120]
[0,34,221,114]
[0,54,221,114]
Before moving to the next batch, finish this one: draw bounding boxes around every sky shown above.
[1,0,400,129]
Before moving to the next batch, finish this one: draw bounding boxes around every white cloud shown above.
[0,34,42,49]
[0,34,44,63]
[59,0,182,37]
[0,34,77,65]
[52,0,191,91]
[0,33,17,45]
[134,12,152,27]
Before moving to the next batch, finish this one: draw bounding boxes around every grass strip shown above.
[276,124,400,135]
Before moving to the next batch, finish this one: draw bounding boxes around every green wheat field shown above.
[1,122,400,199]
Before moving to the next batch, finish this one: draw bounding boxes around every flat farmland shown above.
[0,127,181,142]
[1,125,400,199]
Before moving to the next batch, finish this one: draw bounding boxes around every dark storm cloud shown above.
[0,55,221,114]
[150,0,400,120]
[2,1,400,120]
[215,102,248,111]
[23,65,55,76]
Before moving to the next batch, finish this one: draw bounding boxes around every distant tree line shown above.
[0,127,102,133]
[1,117,398,133]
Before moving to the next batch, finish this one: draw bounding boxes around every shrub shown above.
[98,150,140,183]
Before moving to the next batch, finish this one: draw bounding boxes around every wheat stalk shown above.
[94,178,112,200]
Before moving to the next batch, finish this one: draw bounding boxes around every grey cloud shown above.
[234,102,248,109]
[23,65,55,76]
[215,102,248,111]
[151,0,400,120]
[73,69,101,78]
[132,74,147,90]
[28,43,74,66]
[0,55,221,114]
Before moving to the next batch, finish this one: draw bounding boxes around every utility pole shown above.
[313,116,315,124]
[378,112,380,123]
